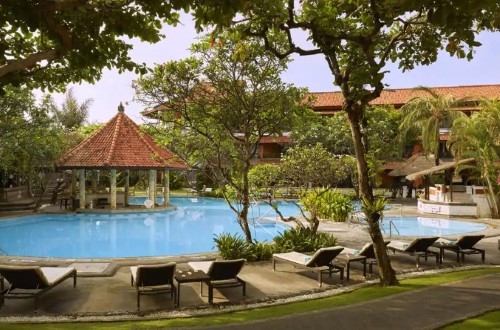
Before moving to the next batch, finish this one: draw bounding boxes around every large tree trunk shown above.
[346,106,399,286]
[239,160,253,243]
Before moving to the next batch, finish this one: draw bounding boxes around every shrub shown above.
[273,227,337,253]
[245,241,275,262]
[213,233,248,260]
[320,190,353,222]
[213,233,275,261]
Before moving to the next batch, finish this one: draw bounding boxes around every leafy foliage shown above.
[280,144,354,189]
[135,31,312,242]
[0,0,193,91]
[213,233,249,260]
[249,164,282,191]
[0,87,64,175]
[399,87,466,164]
[50,88,92,130]
[448,100,500,218]
[213,233,274,262]
[273,227,337,253]
[194,0,499,286]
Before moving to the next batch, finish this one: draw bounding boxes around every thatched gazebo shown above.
[57,103,188,210]
[388,153,439,199]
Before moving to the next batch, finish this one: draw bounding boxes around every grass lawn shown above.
[3,268,500,329]
[442,310,500,329]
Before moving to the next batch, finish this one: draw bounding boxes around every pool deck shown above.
[0,198,499,323]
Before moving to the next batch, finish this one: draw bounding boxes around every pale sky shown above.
[50,14,500,124]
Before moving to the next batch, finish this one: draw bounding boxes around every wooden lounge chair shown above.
[272,247,345,287]
[0,265,77,312]
[387,237,440,267]
[130,262,177,311]
[438,235,486,263]
[188,259,246,304]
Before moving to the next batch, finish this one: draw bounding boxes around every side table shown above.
[174,270,210,307]
[336,254,367,281]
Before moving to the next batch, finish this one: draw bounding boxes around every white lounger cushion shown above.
[130,266,138,283]
[272,252,309,265]
[188,261,213,274]
[39,267,76,285]
[387,240,410,251]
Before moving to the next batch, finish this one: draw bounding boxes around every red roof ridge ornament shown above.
[118,102,125,112]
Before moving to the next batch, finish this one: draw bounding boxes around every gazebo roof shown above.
[57,104,188,170]
[388,153,440,177]
[406,158,475,181]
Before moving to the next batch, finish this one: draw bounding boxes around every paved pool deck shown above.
[0,198,499,328]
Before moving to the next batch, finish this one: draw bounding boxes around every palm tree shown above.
[51,88,93,130]
[399,87,466,166]
[448,99,500,218]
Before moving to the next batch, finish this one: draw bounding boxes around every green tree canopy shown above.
[448,99,500,217]
[280,143,354,190]
[400,87,466,166]
[134,31,311,242]
[0,0,193,92]
[50,87,92,130]
[0,86,64,188]
[188,0,500,286]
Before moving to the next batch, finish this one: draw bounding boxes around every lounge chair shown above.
[340,241,391,278]
[130,262,177,311]
[200,187,213,196]
[0,265,77,312]
[387,237,440,267]
[436,235,485,263]
[272,247,344,287]
[184,188,198,196]
[187,259,246,304]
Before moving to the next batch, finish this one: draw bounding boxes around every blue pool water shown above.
[0,198,487,258]
[0,197,297,259]
[381,216,487,236]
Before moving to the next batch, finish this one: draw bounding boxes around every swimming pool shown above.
[381,216,487,236]
[0,198,298,259]
[0,198,488,258]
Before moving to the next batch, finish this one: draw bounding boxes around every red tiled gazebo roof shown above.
[57,104,188,170]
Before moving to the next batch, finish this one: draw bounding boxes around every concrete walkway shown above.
[188,272,500,330]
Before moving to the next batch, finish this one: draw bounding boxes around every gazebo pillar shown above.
[71,170,77,198]
[91,170,98,192]
[148,169,157,208]
[110,169,117,210]
[163,169,170,206]
[124,170,130,207]
[79,169,86,209]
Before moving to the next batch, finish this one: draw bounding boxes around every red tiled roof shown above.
[259,136,291,144]
[311,84,500,109]
[57,105,188,170]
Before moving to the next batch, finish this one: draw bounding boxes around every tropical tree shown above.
[280,144,354,191]
[0,86,65,202]
[292,106,402,194]
[399,87,466,166]
[248,164,282,197]
[190,0,500,286]
[0,0,199,92]
[448,100,500,218]
[300,189,353,233]
[50,88,92,130]
[134,32,310,243]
